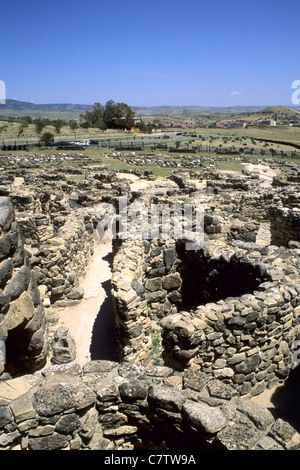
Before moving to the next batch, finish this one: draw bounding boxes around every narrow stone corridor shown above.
[57,238,113,365]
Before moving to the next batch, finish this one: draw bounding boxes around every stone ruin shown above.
[0,152,300,450]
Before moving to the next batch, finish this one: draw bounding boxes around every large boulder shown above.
[0,197,15,232]
[51,327,77,365]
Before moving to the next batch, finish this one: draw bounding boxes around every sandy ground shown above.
[242,163,277,188]
[57,239,112,365]
[218,163,277,189]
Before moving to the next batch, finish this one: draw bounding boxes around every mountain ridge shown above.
[1,100,300,119]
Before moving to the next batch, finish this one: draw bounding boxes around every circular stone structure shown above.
[111,234,300,397]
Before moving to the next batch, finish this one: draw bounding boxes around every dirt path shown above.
[56,238,112,365]
[242,163,277,188]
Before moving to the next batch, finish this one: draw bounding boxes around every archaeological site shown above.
[1,150,300,451]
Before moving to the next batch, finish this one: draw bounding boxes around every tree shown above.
[83,100,135,130]
[84,103,106,130]
[80,121,90,129]
[103,100,116,128]
[114,102,135,129]
[53,119,64,135]
[40,132,54,146]
[34,118,46,135]
[68,119,78,131]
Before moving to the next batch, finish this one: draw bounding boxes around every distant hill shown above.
[261,105,300,116]
[133,105,267,119]
[0,99,93,119]
[1,99,300,121]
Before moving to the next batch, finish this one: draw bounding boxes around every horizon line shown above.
[2,99,299,109]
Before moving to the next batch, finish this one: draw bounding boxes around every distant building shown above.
[257,119,277,126]
[229,121,247,128]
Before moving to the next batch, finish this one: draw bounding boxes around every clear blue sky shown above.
[1,0,299,107]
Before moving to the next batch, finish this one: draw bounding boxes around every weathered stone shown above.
[145,277,162,292]
[206,379,236,401]
[71,382,97,410]
[162,273,182,290]
[236,399,274,431]
[0,259,13,288]
[163,248,177,269]
[0,236,11,262]
[234,354,261,374]
[32,383,74,416]
[55,413,81,435]
[269,418,298,447]
[183,370,211,392]
[215,411,261,450]
[0,289,10,314]
[66,286,84,300]
[42,361,82,378]
[182,401,227,434]
[3,265,31,301]
[0,406,13,428]
[0,197,14,231]
[0,429,20,447]
[3,291,35,331]
[119,380,149,400]
[51,327,76,365]
[118,362,145,379]
[82,360,118,375]
[10,393,37,423]
[148,385,185,412]
[28,432,70,450]
[131,280,145,296]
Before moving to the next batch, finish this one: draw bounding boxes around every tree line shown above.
[0,100,155,145]
[80,100,134,130]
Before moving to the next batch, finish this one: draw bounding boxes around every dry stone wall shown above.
[0,197,48,377]
[27,209,95,308]
[269,206,300,248]
[1,157,300,451]
[0,359,299,451]
[111,234,300,397]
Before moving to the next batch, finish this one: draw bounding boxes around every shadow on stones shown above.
[89,252,117,361]
[270,364,300,433]
[176,246,270,311]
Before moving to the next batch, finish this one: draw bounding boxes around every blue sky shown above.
[1,0,299,107]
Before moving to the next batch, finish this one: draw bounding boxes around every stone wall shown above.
[111,238,153,366]
[229,192,282,220]
[0,197,48,378]
[160,241,300,395]
[17,209,95,308]
[0,359,299,451]
[111,234,300,397]
[269,206,300,247]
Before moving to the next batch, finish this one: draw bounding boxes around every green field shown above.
[3,141,300,181]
